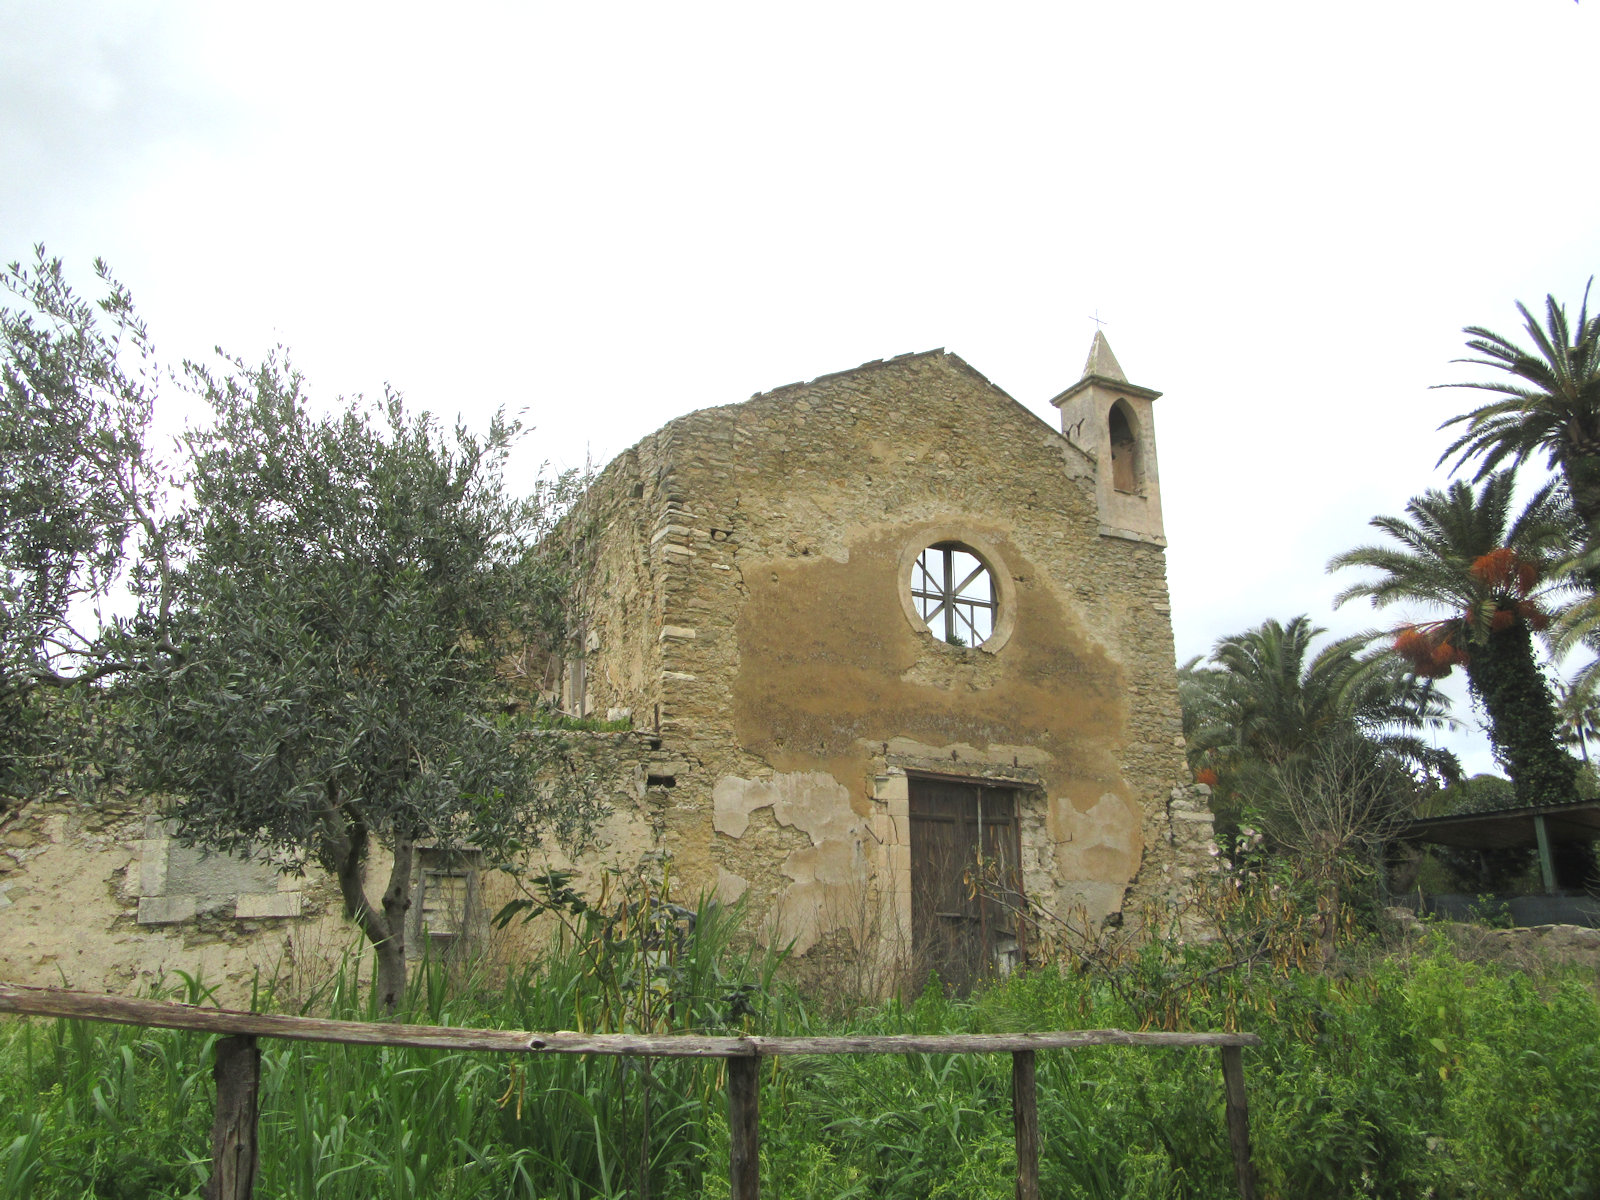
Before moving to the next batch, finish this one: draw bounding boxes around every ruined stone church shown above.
[0,334,1213,997]
[549,332,1209,990]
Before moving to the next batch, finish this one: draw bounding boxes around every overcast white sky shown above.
[5,1,1599,775]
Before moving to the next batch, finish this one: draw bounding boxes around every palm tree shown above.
[1542,544,1600,698]
[1553,676,1600,767]
[1181,615,1456,800]
[1181,616,1454,968]
[1330,472,1579,808]
[1438,282,1600,535]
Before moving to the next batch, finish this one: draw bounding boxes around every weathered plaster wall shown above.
[4,348,1211,1001]
[0,793,349,1001]
[0,731,667,1003]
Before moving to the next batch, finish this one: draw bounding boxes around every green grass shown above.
[2,928,1598,1198]
[523,709,634,733]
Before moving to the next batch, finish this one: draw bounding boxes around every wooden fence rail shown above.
[0,982,1260,1200]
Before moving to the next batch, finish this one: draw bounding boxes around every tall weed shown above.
[1,909,1598,1197]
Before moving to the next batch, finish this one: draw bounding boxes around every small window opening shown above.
[412,847,482,955]
[911,542,996,647]
[1109,402,1139,494]
[422,868,471,938]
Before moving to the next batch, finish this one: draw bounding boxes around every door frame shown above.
[906,772,1026,992]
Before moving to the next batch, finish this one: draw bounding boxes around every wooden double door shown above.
[908,776,1025,994]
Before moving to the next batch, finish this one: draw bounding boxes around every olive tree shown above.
[126,354,600,1009]
[0,249,173,800]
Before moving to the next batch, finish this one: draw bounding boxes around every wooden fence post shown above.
[1011,1049,1040,1200]
[1219,1045,1255,1200]
[206,1034,261,1200]
[728,1054,760,1200]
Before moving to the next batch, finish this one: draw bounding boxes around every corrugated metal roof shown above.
[1399,799,1600,849]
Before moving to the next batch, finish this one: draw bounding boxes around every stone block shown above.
[650,524,694,545]
[165,841,278,896]
[873,774,909,803]
[235,893,304,919]
[139,839,170,894]
[137,894,197,925]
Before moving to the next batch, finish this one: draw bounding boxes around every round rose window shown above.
[910,541,996,647]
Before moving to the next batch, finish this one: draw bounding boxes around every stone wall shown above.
[551,447,671,724]
[0,789,348,1001]
[563,349,1212,988]
[1387,906,1600,974]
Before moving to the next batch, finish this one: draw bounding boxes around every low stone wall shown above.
[2,719,1219,1004]
[1387,906,1600,974]
[0,730,671,1005]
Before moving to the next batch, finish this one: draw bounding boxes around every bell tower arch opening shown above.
[1108,399,1140,494]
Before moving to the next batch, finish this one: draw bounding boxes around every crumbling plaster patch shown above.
[1050,791,1144,923]
[715,867,749,904]
[712,771,855,841]
[713,771,868,954]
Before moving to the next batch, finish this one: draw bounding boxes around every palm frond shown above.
[1330,471,1579,643]
[1434,285,1600,493]
[1179,616,1456,782]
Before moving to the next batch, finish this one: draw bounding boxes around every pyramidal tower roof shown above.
[1049,330,1162,409]
[1081,330,1126,382]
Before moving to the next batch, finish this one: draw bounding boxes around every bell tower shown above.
[1049,331,1166,545]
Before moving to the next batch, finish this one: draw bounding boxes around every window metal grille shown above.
[911,542,996,646]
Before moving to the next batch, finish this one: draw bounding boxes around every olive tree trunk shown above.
[324,795,414,1014]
